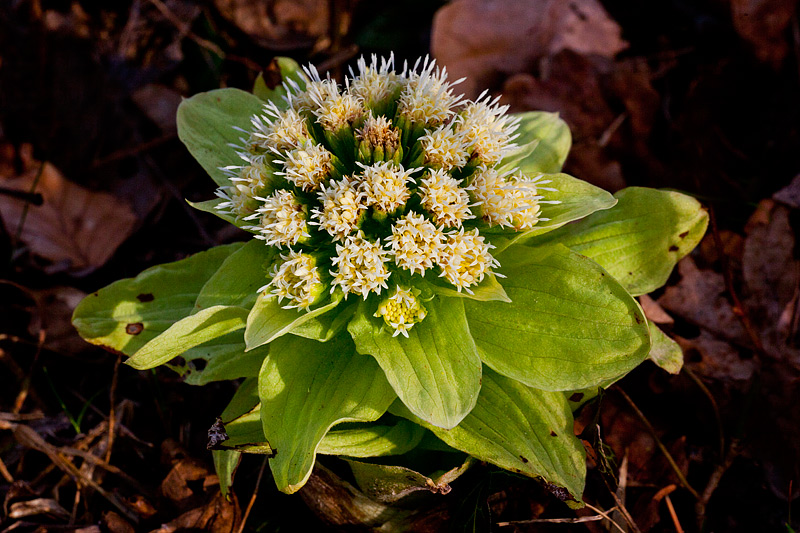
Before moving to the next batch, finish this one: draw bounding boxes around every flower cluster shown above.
[215,55,555,336]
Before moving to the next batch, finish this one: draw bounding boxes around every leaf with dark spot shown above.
[125,323,144,335]
[136,293,154,302]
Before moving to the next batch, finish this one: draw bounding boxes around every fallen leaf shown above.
[773,174,800,209]
[151,492,240,533]
[131,84,183,134]
[729,0,797,67]
[639,294,674,325]
[0,144,138,272]
[214,0,328,50]
[432,0,627,98]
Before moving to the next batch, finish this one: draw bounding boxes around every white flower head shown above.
[358,161,416,213]
[356,114,400,151]
[419,124,470,170]
[456,92,521,165]
[278,142,332,192]
[397,56,464,127]
[215,182,256,219]
[249,102,309,152]
[470,166,542,229]
[264,249,325,310]
[387,211,446,276]
[311,177,366,241]
[247,189,310,247]
[438,228,499,292]
[314,92,365,132]
[349,54,404,109]
[374,285,427,337]
[330,232,391,299]
[418,169,474,228]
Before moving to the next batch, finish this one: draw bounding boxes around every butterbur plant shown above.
[72,55,707,504]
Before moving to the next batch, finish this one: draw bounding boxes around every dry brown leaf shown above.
[432,0,627,98]
[773,174,800,209]
[214,0,328,50]
[639,294,674,325]
[152,492,240,533]
[676,331,756,383]
[0,144,138,272]
[131,84,182,134]
[729,0,797,67]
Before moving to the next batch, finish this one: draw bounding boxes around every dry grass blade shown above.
[496,507,617,526]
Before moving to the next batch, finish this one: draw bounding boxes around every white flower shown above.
[349,54,404,109]
[386,211,446,276]
[356,114,400,151]
[397,56,463,127]
[455,92,521,165]
[419,124,469,170]
[374,286,427,337]
[277,142,332,192]
[470,166,542,229]
[264,250,324,310]
[311,177,365,241]
[358,161,416,213]
[247,189,310,247]
[330,232,391,299]
[249,102,309,152]
[417,169,474,228]
[314,92,364,132]
[438,228,499,292]
[215,182,256,219]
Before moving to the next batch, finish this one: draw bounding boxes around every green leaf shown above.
[425,273,511,303]
[195,239,274,310]
[259,334,396,493]
[489,173,617,253]
[223,406,271,451]
[466,244,651,391]
[72,244,242,355]
[530,187,708,296]
[177,331,268,385]
[253,57,308,107]
[187,198,254,233]
[318,418,425,458]
[222,377,260,420]
[391,367,586,504]
[126,305,249,370]
[347,296,482,430]
[212,450,240,500]
[648,323,683,374]
[244,292,344,350]
[500,111,571,174]
[176,88,265,187]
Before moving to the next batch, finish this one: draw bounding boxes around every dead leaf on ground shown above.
[729,0,797,67]
[214,0,329,50]
[131,84,183,134]
[0,144,138,273]
[432,0,627,99]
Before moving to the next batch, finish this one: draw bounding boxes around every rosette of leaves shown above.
[72,56,707,503]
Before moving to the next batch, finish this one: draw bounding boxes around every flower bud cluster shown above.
[216,55,551,335]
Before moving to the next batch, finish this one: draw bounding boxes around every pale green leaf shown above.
[531,187,708,296]
[466,244,651,391]
[390,367,586,504]
[426,273,510,303]
[318,418,425,458]
[347,296,482,430]
[489,174,617,254]
[195,239,274,310]
[72,244,242,355]
[176,88,265,187]
[253,57,308,106]
[126,305,249,370]
[244,292,344,350]
[500,111,571,174]
[259,334,396,493]
[212,450,240,500]
[177,331,267,385]
[648,323,683,374]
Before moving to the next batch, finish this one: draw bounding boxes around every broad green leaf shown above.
[489,173,617,253]
[177,88,265,187]
[253,57,308,107]
[466,244,651,391]
[72,244,242,355]
[345,456,473,503]
[212,450,240,500]
[126,305,249,370]
[216,405,274,455]
[222,377,260,420]
[391,367,586,504]
[500,111,571,174]
[244,292,344,350]
[187,198,254,233]
[425,273,510,303]
[195,239,274,311]
[259,334,396,493]
[648,323,683,374]
[318,418,425,458]
[177,331,268,385]
[530,187,708,296]
[347,296,482,430]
